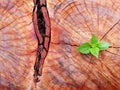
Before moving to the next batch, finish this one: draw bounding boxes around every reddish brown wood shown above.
[0,0,120,90]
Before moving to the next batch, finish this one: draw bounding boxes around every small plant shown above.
[77,34,110,58]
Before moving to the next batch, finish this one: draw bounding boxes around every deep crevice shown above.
[32,0,51,83]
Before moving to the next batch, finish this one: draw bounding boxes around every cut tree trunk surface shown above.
[0,0,120,90]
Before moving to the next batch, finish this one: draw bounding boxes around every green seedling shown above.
[77,34,110,58]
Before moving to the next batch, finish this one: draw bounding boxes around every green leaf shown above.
[89,47,99,58]
[91,34,99,45]
[97,42,110,50]
[77,34,110,58]
[77,42,91,54]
